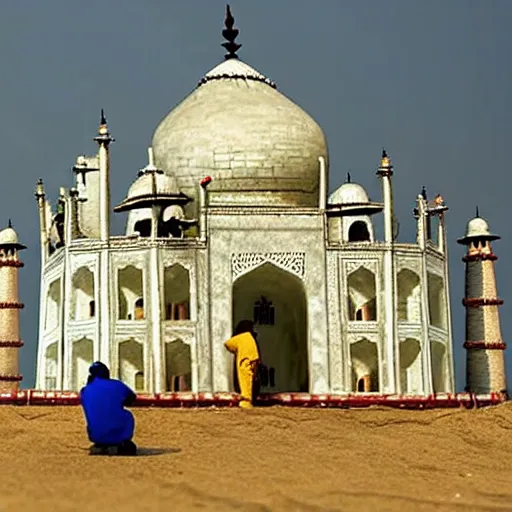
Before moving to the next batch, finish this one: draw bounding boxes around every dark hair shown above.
[234,320,255,335]
[88,361,110,381]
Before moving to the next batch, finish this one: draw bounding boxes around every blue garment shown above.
[80,377,136,445]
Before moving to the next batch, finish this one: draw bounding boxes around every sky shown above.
[0,0,510,391]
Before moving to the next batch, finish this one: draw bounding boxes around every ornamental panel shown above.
[232,252,305,280]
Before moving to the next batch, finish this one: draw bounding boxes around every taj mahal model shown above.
[11,7,502,399]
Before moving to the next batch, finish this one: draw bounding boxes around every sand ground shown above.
[1,404,512,511]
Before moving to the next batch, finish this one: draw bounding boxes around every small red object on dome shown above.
[200,176,212,188]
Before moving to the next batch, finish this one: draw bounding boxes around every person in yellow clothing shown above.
[224,320,261,408]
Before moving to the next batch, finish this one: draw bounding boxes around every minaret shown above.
[376,149,397,392]
[0,221,26,392]
[94,110,114,366]
[34,178,50,263]
[457,211,507,396]
[94,110,114,242]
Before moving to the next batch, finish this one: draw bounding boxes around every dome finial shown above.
[222,4,242,60]
[346,171,351,183]
[476,205,480,218]
[8,219,12,229]
[421,186,427,200]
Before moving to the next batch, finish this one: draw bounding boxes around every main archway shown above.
[232,262,308,393]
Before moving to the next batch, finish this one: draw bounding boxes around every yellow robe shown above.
[224,332,260,408]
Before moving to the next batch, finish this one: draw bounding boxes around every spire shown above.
[8,219,12,229]
[222,5,242,60]
[94,109,114,144]
[476,205,480,218]
[346,172,351,183]
[421,186,427,200]
[377,147,393,176]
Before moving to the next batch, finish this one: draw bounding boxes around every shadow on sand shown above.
[136,447,182,457]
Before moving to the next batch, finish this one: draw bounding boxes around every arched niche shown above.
[71,267,95,321]
[164,338,192,391]
[397,269,421,322]
[399,338,421,394]
[347,267,377,321]
[72,337,93,390]
[427,273,446,329]
[348,220,371,242]
[118,338,144,392]
[431,341,447,393]
[45,342,58,390]
[232,262,309,393]
[45,279,61,332]
[117,266,144,320]
[163,264,191,321]
[350,338,379,392]
[133,219,151,237]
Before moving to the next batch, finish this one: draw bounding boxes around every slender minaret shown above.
[376,149,397,392]
[457,211,507,396]
[34,178,50,264]
[0,221,26,392]
[93,110,113,242]
[94,111,114,366]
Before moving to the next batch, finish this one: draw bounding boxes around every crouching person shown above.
[224,320,261,409]
[80,361,138,456]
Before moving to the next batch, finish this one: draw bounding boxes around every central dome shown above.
[151,57,328,209]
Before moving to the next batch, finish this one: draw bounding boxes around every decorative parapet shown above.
[0,391,505,408]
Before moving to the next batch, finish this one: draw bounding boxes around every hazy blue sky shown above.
[1,1,510,390]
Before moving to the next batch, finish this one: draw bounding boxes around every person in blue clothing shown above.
[80,361,138,456]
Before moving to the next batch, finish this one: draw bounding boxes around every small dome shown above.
[458,216,500,244]
[0,224,25,250]
[114,170,190,213]
[329,183,369,205]
[0,227,19,245]
[128,171,179,199]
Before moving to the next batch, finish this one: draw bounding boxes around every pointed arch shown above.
[399,338,421,393]
[347,266,377,321]
[350,338,379,392]
[232,262,308,393]
[117,265,144,320]
[164,338,192,391]
[397,269,421,322]
[45,279,61,332]
[44,342,58,390]
[118,338,144,391]
[72,337,93,390]
[348,221,370,242]
[71,267,95,320]
[427,273,446,329]
[163,263,190,321]
[431,341,447,393]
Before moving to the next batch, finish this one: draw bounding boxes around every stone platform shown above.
[0,390,506,409]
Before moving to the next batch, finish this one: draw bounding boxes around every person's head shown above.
[235,320,256,337]
[88,361,110,383]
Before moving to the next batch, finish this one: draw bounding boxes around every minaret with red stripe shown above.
[457,210,507,396]
[0,221,26,392]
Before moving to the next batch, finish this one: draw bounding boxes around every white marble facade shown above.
[34,30,455,396]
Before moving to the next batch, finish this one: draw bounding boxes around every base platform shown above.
[0,390,507,409]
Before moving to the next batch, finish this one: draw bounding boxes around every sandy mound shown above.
[0,404,511,511]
